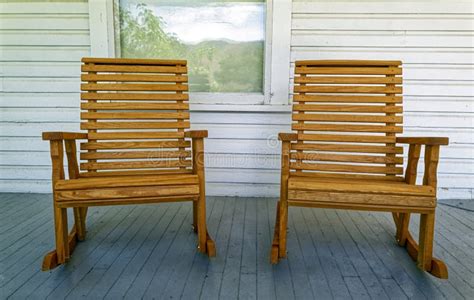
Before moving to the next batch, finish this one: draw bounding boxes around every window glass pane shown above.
[117,0,265,93]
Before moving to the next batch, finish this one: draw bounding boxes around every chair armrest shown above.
[278,133,298,142]
[185,130,208,139]
[396,137,449,146]
[43,132,88,141]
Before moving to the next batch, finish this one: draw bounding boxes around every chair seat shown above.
[54,174,200,205]
[287,175,436,210]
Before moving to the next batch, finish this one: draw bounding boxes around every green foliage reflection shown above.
[119,4,264,93]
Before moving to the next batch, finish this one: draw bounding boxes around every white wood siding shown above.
[0,2,90,191]
[1,1,473,200]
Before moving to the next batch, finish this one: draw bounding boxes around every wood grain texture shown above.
[273,60,448,278]
[40,57,215,270]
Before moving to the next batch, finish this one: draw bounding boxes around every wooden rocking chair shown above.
[42,57,216,271]
[271,60,449,279]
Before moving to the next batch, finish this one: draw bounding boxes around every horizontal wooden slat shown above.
[288,177,434,197]
[295,66,402,75]
[289,172,405,182]
[292,123,403,133]
[86,132,185,140]
[81,74,188,82]
[80,159,192,170]
[80,150,191,160]
[294,76,402,84]
[294,85,402,94]
[81,93,189,101]
[295,60,402,67]
[290,152,403,164]
[82,57,187,66]
[56,185,199,201]
[81,83,188,92]
[81,112,189,120]
[293,95,402,103]
[80,169,192,177]
[292,143,403,154]
[57,195,199,208]
[81,102,189,110]
[56,174,198,190]
[287,192,435,208]
[82,64,187,74]
[287,200,434,214]
[293,104,402,113]
[290,162,403,175]
[298,134,396,144]
[80,121,190,130]
[81,141,190,150]
[292,114,402,123]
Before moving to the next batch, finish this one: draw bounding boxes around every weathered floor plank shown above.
[1,194,473,300]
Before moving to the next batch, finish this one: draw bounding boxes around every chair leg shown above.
[54,206,69,264]
[278,201,288,259]
[418,213,435,271]
[396,212,411,247]
[73,207,87,241]
[192,201,198,233]
[196,196,216,257]
[270,201,281,264]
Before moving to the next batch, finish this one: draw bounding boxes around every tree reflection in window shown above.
[117,1,265,93]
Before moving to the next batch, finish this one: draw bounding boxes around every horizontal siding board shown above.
[292,31,474,48]
[292,14,474,31]
[1,62,81,77]
[0,30,90,46]
[0,46,89,61]
[0,3,88,14]
[291,48,474,64]
[0,15,89,30]
[292,1,474,14]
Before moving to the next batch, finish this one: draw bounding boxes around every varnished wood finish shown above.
[41,58,215,270]
[271,60,449,279]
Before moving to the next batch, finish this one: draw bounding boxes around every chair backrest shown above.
[79,57,192,177]
[291,60,404,180]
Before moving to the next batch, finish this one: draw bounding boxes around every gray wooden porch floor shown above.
[0,193,473,299]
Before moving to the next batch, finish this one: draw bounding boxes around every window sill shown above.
[189,103,292,112]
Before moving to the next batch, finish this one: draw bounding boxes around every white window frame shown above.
[88,0,292,109]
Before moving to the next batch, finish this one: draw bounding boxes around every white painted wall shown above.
[1,1,473,199]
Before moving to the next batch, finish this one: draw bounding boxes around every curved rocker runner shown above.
[42,57,216,271]
[270,60,449,279]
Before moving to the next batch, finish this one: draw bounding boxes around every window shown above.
[115,0,266,95]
